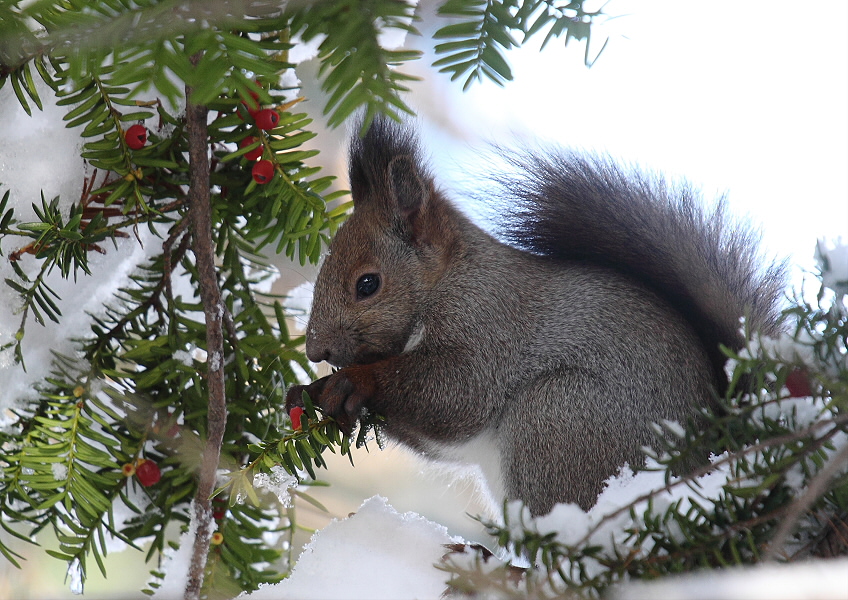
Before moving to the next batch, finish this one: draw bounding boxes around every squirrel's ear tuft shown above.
[348,116,432,218]
[389,156,429,217]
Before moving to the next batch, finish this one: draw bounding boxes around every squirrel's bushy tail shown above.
[498,149,787,378]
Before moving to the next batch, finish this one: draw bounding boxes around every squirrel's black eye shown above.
[356,273,380,299]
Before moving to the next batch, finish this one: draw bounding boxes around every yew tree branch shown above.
[183,62,228,600]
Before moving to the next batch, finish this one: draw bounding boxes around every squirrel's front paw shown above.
[320,366,376,434]
[285,375,330,413]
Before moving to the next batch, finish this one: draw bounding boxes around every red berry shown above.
[240,136,263,161]
[213,509,226,520]
[125,124,147,150]
[289,406,304,431]
[785,368,812,398]
[252,160,274,184]
[135,459,161,487]
[254,109,280,131]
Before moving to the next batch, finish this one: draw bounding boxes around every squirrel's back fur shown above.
[497,149,786,388]
[290,117,788,515]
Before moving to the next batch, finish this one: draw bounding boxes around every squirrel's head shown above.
[305,118,456,368]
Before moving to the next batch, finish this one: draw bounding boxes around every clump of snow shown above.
[0,229,157,412]
[751,395,829,431]
[66,557,83,595]
[241,496,464,600]
[51,462,68,481]
[172,348,194,366]
[738,330,818,370]
[278,69,301,103]
[252,465,298,507]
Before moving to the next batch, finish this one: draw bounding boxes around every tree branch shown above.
[183,55,228,600]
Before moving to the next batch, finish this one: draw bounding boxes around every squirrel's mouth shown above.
[347,347,394,368]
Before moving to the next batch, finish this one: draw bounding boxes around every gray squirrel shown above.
[286,117,786,515]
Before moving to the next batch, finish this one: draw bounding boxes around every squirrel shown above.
[285,117,786,515]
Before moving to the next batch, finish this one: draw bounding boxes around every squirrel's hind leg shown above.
[500,367,651,515]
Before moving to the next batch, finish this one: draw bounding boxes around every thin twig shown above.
[183,52,228,600]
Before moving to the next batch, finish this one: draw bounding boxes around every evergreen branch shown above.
[764,441,848,561]
[183,52,227,600]
[3,247,61,368]
[434,0,520,90]
[84,226,191,365]
[528,0,609,66]
[290,0,422,128]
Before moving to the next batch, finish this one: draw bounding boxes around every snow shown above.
[240,496,463,600]
[252,465,298,508]
[152,502,204,599]
[172,348,194,366]
[0,79,84,218]
[2,10,845,600]
[51,462,68,481]
[501,457,737,561]
[0,77,160,415]
[66,558,83,595]
[610,557,848,600]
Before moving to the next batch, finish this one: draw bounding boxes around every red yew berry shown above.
[240,136,263,161]
[135,459,161,487]
[785,368,812,398]
[254,109,280,131]
[252,160,274,184]
[213,509,226,520]
[289,406,304,431]
[125,124,147,150]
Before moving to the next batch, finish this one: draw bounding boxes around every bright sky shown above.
[420,0,848,276]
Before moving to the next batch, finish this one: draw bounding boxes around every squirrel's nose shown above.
[305,341,330,364]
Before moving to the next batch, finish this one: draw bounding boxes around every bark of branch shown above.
[183,69,228,600]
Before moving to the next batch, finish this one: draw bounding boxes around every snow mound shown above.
[241,495,464,600]
[611,557,848,600]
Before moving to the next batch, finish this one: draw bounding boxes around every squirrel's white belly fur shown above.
[425,430,505,514]
[404,324,504,509]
